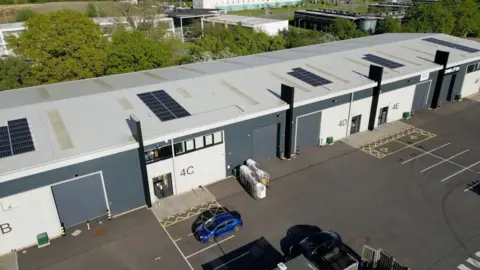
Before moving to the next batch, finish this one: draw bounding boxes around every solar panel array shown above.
[138,90,191,122]
[362,54,405,69]
[0,118,36,159]
[422,37,480,53]
[287,68,332,87]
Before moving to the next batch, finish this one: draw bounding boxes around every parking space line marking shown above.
[394,141,480,177]
[440,160,480,182]
[467,258,480,267]
[213,251,250,270]
[188,233,194,237]
[458,264,472,270]
[185,235,236,259]
[421,149,470,172]
[174,238,182,242]
[161,225,194,270]
[401,143,451,164]
[465,181,480,192]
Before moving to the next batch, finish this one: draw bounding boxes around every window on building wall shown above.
[213,131,223,144]
[195,136,204,149]
[205,134,213,146]
[467,62,480,74]
[185,139,195,151]
[145,145,173,164]
[174,142,185,155]
[173,131,224,157]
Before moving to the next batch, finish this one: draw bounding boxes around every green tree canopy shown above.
[15,8,35,22]
[444,0,480,37]
[6,10,108,85]
[375,17,402,34]
[0,56,32,91]
[403,3,455,34]
[328,18,367,40]
[105,28,175,75]
[281,28,338,48]
[190,24,286,58]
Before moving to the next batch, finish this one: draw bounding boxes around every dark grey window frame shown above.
[174,131,224,157]
[145,144,173,164]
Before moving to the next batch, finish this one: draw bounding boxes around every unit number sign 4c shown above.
[180,166,194,176]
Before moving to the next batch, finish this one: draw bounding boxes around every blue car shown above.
[194,212,243,243]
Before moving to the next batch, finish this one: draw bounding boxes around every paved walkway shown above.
[342,121,413,148]
[0,253,17,270]
[150,186,216,222]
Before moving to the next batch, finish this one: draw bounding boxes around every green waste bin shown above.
[456,94,463,101]
[403,112,411,119]
[37,232,50,247]
[326,137,334,145]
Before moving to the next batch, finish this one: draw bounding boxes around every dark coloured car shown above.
[194,212,243,243]
[286,231,360,270]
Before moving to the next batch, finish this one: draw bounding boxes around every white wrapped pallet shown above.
[239,165,266,199]
[245,159,271,187]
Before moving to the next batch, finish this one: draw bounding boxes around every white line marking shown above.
[465,181,480,192]
[161,225,194,270]
[394,141,480,176]
[475,252,480,258]
[467,257,480,268]
[421,149,470,172]
[401,143,451,164]
[185,235,236,259]
[213,251,250,270]
[458,264,472,270]
[441,160,480,182]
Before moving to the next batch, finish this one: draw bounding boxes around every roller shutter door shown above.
[253,124,278,161]
[295,112,321,149]
[51,174,107,227]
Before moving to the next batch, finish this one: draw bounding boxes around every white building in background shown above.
[202,15,288,36]
[193,0,302,11]
[0,16,175,56]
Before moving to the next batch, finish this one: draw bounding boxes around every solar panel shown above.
[422,37,480,53]
[137,90,191,122]
[287,68,332,87]
[362,54,405,69]
[0,118,35,159]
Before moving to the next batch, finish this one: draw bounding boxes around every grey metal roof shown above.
[1,33,480,177]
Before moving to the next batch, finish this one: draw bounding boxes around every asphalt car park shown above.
[16,100,480,270]
[156,101,480,270]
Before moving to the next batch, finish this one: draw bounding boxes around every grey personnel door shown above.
[350,115,361,134]
[412,82,430,111]
[51,173,108,227]
[253,123,279,161]
[295,112,321,149]
[378,107,388,126]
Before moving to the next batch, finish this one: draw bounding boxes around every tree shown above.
[105,28,174,75]
[281,28,338,48]
[445,0,480,37]
[15,8,35,22]
[0,56,33,91]
[6,10,108,85]
[403,3,455,34]
[328,18,367,40]
[375,17,402,34]
[191,24,286,57]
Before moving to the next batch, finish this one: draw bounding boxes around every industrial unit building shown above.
[294,9,406,33]
[202,15,289,36]
[1,33,480,254]
[192,0,301,10]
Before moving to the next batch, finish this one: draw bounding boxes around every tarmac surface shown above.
[15,97,480,270]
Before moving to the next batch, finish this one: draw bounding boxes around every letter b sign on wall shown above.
[0,223,12,234]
